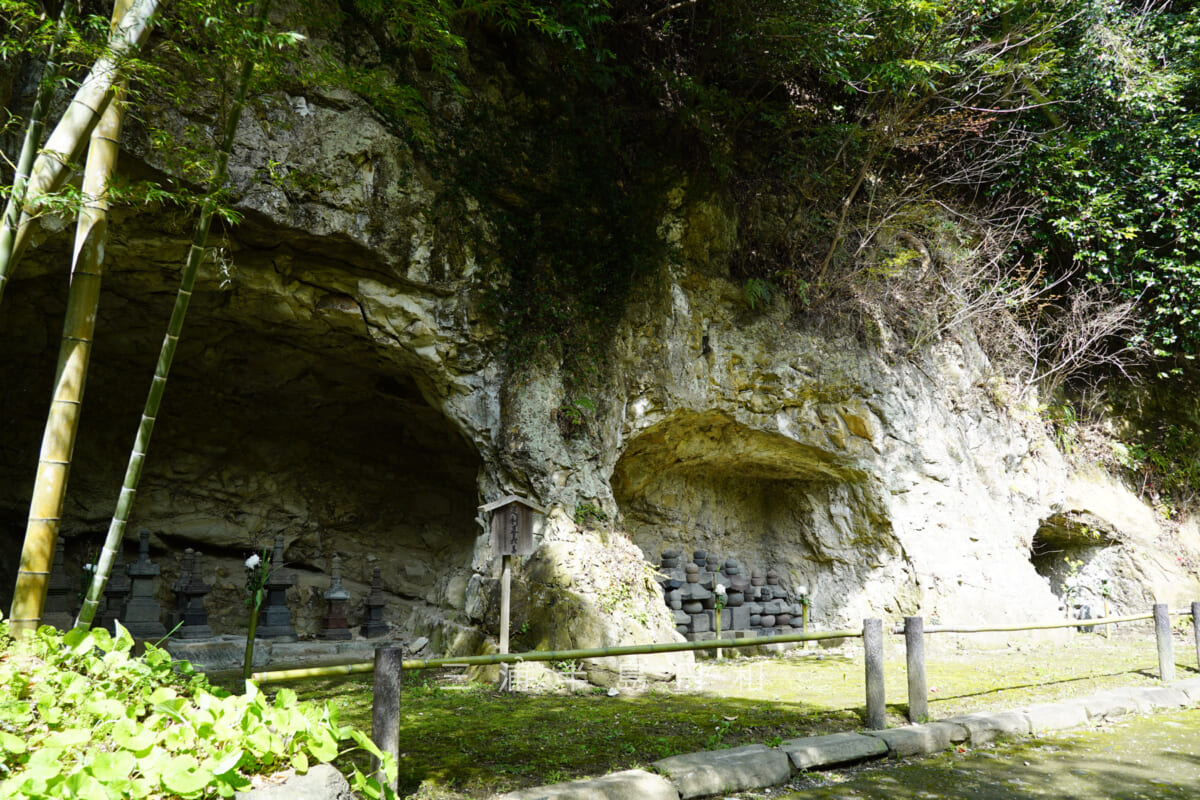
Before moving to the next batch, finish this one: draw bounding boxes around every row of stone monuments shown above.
[42,531,391,641]
[656,549,809,639]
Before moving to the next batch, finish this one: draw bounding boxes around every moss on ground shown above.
[291,626,1195,798]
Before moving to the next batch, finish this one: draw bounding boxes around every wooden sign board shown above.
[480,495,544,557]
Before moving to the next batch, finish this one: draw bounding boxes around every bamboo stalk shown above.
[252,661,377,683]
[909,612,1157,636]
[10,0,132,638]
[253,628,864,684]
[1,0,160,289]
[77,0,272,634]
[0,0,77,306]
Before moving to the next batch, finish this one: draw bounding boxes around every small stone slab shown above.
[653,744,791,799]
[1085,688,1153,717]
[1132,686,1190,711]
[864,724,956,759]
[1022,701,1089,733]
[496,769,679,800]
[236,765,351,800]
[1081,690,1140,720]
[925,720,970,744]
[780,732,888,770]
[942,710,1031,745]
[1173,678,1200,703]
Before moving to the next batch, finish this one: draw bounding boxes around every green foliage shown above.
[1115,422,1200,506]
[451,72,671,379]
[1012,2,1200,359]
[0,618,396,799]
[572,501,608,527]
[703,714,733,750]
[742,278,773,310]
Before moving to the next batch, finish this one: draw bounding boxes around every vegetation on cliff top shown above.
[6,1,1200,371]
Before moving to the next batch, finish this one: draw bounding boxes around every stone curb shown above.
[493,680,1198,799]
[494,769,679,800]
[653,744,792,799]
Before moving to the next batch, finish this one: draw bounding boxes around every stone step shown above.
[779,732,888,770]
[1022,700,1091,733]
[652,744,791,799]
[495,769,679,800]
[941,710,1032,745]
[864,721,965,758]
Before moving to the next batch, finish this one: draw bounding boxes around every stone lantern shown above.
[320,555,352,641]
[122,530,166,639]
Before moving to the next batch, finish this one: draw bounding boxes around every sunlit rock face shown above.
[2,35,1197,656]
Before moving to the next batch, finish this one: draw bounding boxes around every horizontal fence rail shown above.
[887,609,1191,636]
[252,627,863,684]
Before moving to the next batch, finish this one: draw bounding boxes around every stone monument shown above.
[98,550,131,635]
[656,546,808,642]
[255,535,297,641]
[176,549,214,640]
[122,530,166,639]
[320,555,353,641]
[361,567,388,638]
[42,544,75,631]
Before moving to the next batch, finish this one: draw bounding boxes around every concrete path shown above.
[496,678,1200,800]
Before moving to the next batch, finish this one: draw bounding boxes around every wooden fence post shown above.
[1192,602,1200,674]
[371,646,403,792]
[864,618,885,730]
[1154,603,1175,682]
[904,616,927,723]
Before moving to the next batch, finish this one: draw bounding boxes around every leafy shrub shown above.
[0,618,396,799]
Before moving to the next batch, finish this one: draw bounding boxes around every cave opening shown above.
[1030,516,1118,615]
[611,410,895,624]
[0,267,482,635]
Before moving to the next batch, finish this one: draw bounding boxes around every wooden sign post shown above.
[478,495,544,691]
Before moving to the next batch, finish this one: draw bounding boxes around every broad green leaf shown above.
[0,729,27,755]
[291,750,309,774]
[61,628,91,653]
[46,727,92,748]
[112,720,158,754]
[23,745,66,781]
[160,756,212,798]
[306,727,339,762]
[245,725,274,755]
[204,747,244,776]
[273,687,298,709]
[64,769,105,799]
[346,727,384,760]
[85,696,129,719]
[88,749,137,782]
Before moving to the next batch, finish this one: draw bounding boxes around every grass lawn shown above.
[288,623,1197,798]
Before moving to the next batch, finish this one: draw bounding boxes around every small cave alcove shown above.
[1030,513,1123,613]
[0,262,482,635]
[611,410,896,622]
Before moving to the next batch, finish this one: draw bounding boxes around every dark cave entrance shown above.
[0,267,482,633]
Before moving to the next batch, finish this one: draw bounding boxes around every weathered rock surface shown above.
[2,4,1198,661]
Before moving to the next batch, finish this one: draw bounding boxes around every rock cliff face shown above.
[2,51,1198,660]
